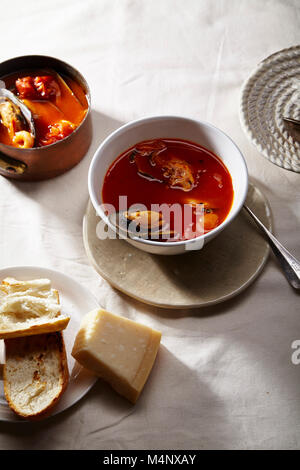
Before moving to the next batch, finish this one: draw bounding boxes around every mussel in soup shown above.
[0,69,88,148]
[103,138,234,242]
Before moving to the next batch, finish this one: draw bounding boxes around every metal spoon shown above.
[283,116,300,141]
[243,204,300,289]
[0,88,36,137]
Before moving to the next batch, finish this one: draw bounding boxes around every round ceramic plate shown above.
[240,45,300,172]
[0,266,98,422]
[83,182,271,309]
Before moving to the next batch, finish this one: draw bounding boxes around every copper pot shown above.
[0,55,92,181]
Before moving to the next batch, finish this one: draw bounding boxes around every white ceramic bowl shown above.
[88,116,248,255]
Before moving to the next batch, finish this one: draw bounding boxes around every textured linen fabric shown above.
[0,0,299,450]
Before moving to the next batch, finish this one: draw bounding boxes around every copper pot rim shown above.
[0,54,91,154]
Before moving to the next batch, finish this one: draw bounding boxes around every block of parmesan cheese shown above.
[72,309,161,403]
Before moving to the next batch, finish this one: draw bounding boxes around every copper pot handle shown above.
[0,152,27,175]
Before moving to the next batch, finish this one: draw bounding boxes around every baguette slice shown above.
[4,332,69,420]
[0,278,70,339]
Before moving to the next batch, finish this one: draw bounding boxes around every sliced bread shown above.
[0,278,70,339]
[4,332,69,420]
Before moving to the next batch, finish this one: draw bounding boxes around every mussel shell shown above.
[109,210,174,240]
[0,88,36,138]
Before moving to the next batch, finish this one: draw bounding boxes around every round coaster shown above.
[240,45,300,172]
[83,183,271,309]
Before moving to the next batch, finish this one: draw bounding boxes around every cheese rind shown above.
[72,309,161,403]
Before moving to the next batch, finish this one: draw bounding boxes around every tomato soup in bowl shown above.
[89,116,248,255]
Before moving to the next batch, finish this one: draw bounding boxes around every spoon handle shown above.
[243,204,300,289]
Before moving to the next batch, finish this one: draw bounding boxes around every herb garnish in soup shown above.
[102,138,234,242]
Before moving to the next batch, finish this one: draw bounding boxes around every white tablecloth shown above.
[0,0,299,450]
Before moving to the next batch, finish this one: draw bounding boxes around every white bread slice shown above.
[0,278,70,339]
[3,332,69,420]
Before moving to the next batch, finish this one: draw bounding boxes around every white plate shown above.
[0,266,98,422]
[240,45,300,172]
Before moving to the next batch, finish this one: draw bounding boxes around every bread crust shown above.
[0,317,70,340]
[3,332,69,420]
[0,288,70,339]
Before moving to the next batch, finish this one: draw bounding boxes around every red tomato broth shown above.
[102,138,234,242]
[0,69,88,147]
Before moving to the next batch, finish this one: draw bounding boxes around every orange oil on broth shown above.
[0,70,88,147]
[102,138,234,242]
